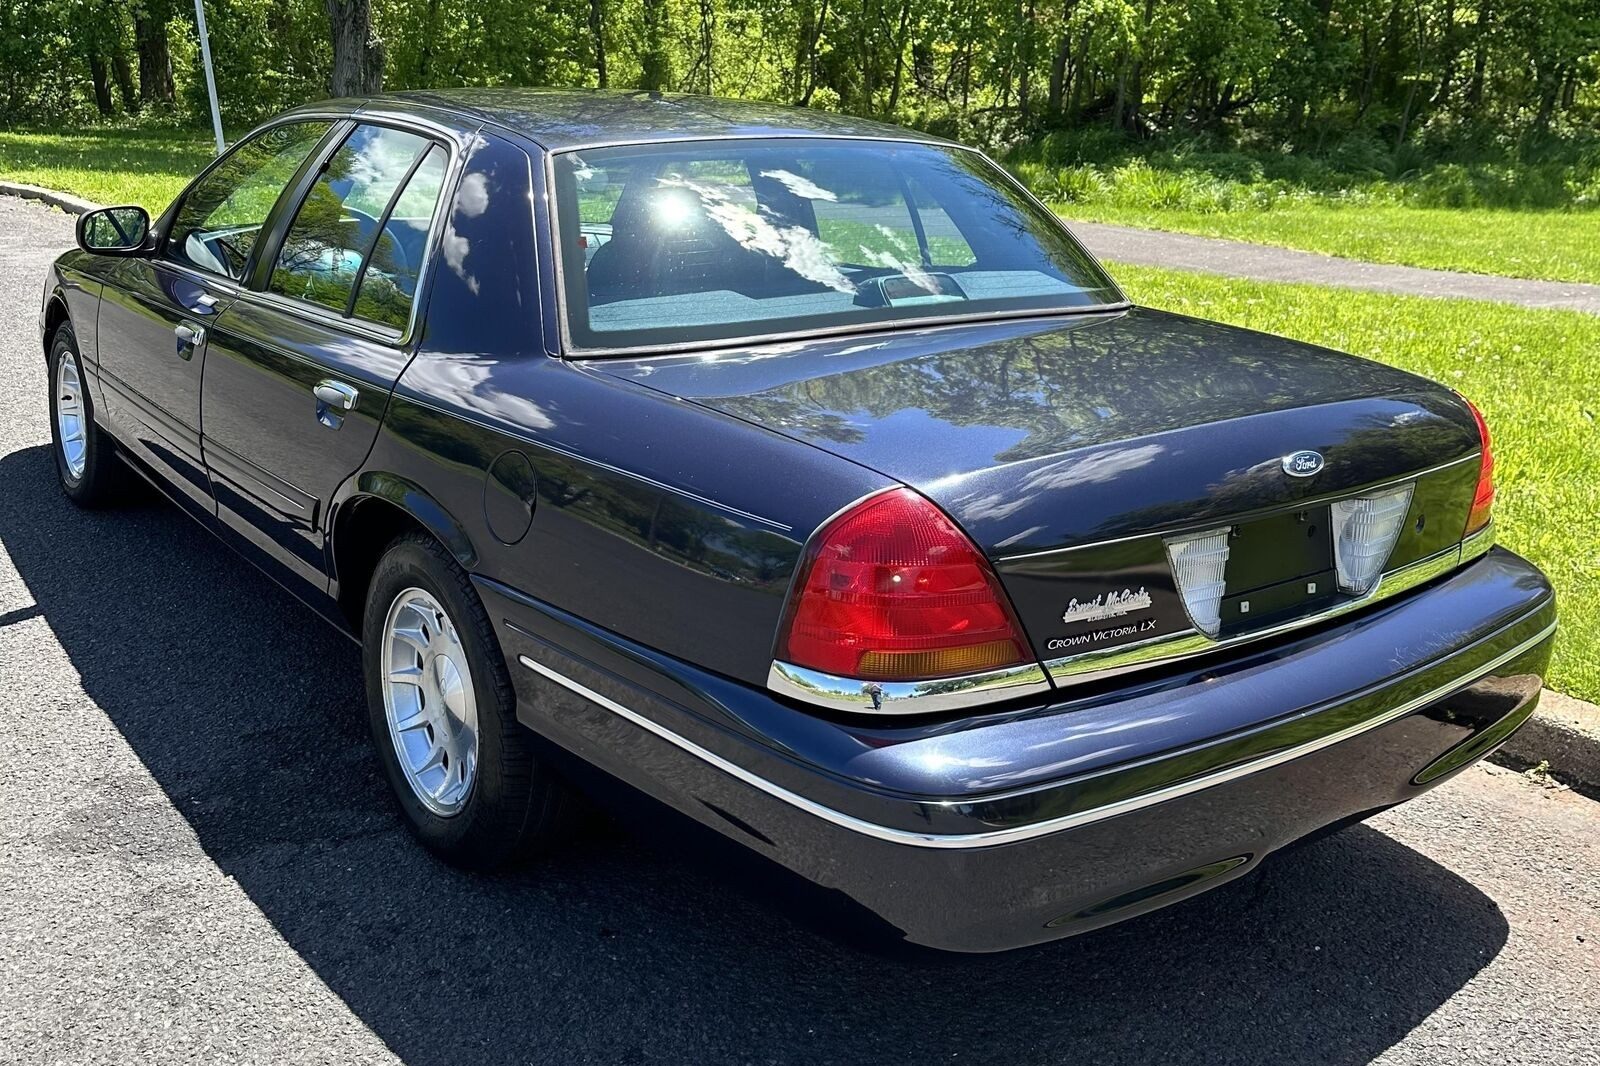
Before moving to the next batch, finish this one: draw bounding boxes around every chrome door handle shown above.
[314,379,359,430]
[314,380,359,411]
[174,322,205,359]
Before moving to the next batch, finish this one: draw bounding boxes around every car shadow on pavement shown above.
[0,442,1511,1066]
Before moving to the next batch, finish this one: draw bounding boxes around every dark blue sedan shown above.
[40,90,1554,952]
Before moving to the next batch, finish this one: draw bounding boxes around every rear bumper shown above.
[479,547,1555,952]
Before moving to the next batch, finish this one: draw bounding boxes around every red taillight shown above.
[776,488,1032,682]
[1461,395,1495,536]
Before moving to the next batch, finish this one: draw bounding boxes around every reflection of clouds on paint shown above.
[1020,443,1165,491]
[420,353,557,430]
[655,176,856,294]
[829,341,888,357]
[456,172,489,218]
[993,524,1047,549]
[949,444,1165,529]
[443,171,490,295]
[957,492,1034,523]
[758,169,838,202]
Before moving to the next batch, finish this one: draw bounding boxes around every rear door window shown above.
[267,124,448,332]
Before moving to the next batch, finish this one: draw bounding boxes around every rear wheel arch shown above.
[329,476,479,631]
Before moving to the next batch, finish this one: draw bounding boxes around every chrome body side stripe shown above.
[517,615,1554,851]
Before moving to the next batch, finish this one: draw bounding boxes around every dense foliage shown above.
[2,0,1597,159]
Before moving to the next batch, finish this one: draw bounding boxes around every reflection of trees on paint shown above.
[711,309,1464,465]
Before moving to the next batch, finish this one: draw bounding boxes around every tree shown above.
[134,0,176,103]
[327,0,384,95]
[589,0,609,86]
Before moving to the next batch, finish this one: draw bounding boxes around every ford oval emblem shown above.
[1282,450,1325,478]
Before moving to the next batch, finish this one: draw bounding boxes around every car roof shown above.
[319,88,954,153]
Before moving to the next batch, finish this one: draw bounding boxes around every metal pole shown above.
[192,0,225,154]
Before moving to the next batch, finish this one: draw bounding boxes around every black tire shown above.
[362,531,576,867]
[47,323,125,507]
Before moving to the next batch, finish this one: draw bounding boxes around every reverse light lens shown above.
[776,489,1030,682]
[1331,484,1415,596]
[1165,528,1232,638]
[1461,396,1495,537]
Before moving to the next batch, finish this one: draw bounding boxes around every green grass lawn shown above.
[1065,203,1600,286]
[1111,262,1599,703]
[0,128,213,211]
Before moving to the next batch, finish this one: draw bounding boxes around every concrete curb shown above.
[0,180,100,216]
[1494,689,1600,793]
[3,178,1599,792]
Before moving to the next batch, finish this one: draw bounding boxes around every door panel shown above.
[92,259,230,516]
[201,299,412,593]
[198,122,454,595]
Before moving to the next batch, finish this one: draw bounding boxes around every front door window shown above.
[163,121,333,280]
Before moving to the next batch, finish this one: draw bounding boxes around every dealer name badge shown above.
[1062,586,1154,625]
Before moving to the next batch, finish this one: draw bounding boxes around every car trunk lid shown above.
[589,307,1482,671]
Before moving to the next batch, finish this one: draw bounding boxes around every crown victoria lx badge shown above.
[1282,449,1326,477]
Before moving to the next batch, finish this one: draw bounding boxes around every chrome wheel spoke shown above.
[389,664,425,687]
[391,623,429,655]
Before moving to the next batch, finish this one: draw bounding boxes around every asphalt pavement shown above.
[0,196,1596,1066]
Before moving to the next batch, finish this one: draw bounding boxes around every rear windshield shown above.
[551,138,1122,353]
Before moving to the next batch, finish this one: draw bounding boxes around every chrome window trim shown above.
[155,108,472,352]
[518,613,1554,850]
[766,659,1052,715]
[541,136,1128,360]
[1044,526,1492,685]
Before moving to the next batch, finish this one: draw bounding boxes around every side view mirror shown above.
[77,205,152,256]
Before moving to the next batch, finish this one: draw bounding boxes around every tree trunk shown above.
[886,0,912,113]
[797,0,829,105]
[416,0,440,83]
[640,0,670,91]
[1428,0,1458,109]
[86,48,114,115]
[1467,0,1491,107]
[1066,29,1091,118]
[1048,34,1070,114]
[1018,0,1035,123]
[326,0,385,96]
[135,1,175,103]
[592,0,608,86]
[1531,63,1562,137]
[110,46,139,112]
[698,0,714,94]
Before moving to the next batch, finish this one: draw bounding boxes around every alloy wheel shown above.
[55,352,87,480]
[381,587,480,816]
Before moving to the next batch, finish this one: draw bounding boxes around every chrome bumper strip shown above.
[518,614,1554,850]
[766,659,1052,716]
